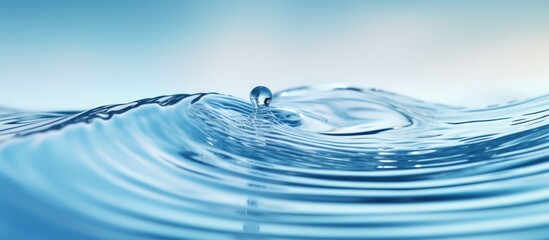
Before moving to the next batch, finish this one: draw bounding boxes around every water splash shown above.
[0,86,548,239]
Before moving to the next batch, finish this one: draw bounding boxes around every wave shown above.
[1,86,548,239]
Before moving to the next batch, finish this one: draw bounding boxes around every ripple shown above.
[0,86,548,239]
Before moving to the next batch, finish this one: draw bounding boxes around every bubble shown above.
[249,86,272,108]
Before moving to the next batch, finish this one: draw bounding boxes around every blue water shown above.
[0,85,548,239]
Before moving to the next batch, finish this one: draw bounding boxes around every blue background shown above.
[0,0,548,110]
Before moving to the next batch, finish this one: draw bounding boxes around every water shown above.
[0,85,548,239]
[250,86,273,108]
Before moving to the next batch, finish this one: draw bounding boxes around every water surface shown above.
[1,86,548,239]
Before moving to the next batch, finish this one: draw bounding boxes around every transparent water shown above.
[0,85,548,239]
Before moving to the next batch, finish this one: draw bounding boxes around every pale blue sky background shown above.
[0,0,548,110]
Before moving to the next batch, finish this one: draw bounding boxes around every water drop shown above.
[249,86,272,108]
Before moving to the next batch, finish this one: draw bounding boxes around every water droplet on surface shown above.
[250,86,272,108]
